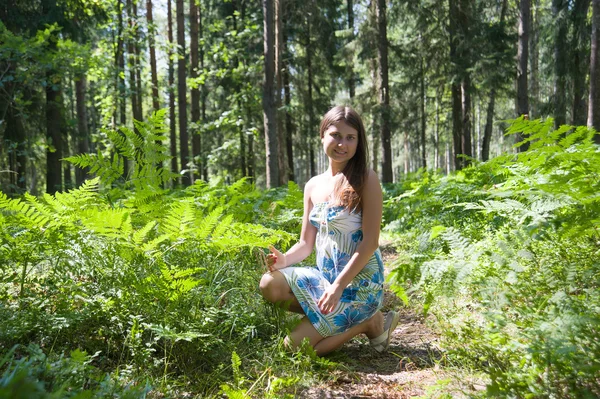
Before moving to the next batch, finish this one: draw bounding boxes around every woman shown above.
[259,105,399,356]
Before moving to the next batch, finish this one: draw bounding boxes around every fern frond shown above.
[195,206,224,241]
[160,199,195,238]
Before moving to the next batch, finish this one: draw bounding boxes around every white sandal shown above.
[369,311,400,353]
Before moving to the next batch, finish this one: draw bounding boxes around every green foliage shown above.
[65,110,178,192]
[386,119,600,397]
[0,163,324,397]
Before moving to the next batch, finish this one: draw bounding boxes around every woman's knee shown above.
[259,272,279,302]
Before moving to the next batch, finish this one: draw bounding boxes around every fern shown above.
[65,110,178,191]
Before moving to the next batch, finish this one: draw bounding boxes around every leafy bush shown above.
[386,118,600,397]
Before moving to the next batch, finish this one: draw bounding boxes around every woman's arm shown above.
[317,170,383,314]
[267,178,318,271]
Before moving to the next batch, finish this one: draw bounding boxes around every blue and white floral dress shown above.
[279,202,385,337]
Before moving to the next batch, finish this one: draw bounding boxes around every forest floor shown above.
[297,242,480,399]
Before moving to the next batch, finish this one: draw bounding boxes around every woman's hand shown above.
[318,283,343,315]
[266,245,287,272]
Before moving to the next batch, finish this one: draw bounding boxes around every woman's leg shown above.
[286,311,385,356]
[259,271,304,313]
[312,311,384,356]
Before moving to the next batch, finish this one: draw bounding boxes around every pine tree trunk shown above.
[376,0,393,183]
[127,0,139,124]
[147,0,160,112]
[275,0,287,184]
[420,52,426,169]
[482,0,507,161]
[75,74,90,187]
[167,0,178,181]
[589,0,600,138]
[306,13,316,178]
[553,0,568,128]
[572,0,592,126]
[132,0,143,121]
[199,3,208,180]
[283,24,295,182]
[449,0,464,170]
[517,0,530,151]
[347,0,355,99]
[177,0,190,185]
[4,105,27,193]
[46,69,64,194]
[530,0,540,119]
[190,0,201,181]
[263,0,280,188]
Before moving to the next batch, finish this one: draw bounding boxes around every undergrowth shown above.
[386,117,600,398]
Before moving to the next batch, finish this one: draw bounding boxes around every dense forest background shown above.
[1,0,598,194]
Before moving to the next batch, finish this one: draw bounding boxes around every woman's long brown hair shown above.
[319,106,369,212]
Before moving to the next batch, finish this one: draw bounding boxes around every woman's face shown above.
[321,121,359,167]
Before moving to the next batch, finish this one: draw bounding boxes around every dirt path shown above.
[297,243,448,399]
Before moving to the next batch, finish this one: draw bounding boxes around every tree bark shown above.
[553,0,568,128]
[589,0,600,138]
[517,0,530,151]
[127,0,139,124]
[190,0,201,181]
[147,0,160,112]
[275,0,287,184]
[420,51,426,169]
[347,0,355,99]
[4,105,27,193]
[133,0,143,121]
[176,0,190,185]
[283,22,295,182]
[306,12,316,178]
[530,0,540,119]
[46,70,64,194]
[167,0,178,181]
[572,0,592,126]
[376,0,393,183]
[482,0,507,161]
[75,74,90,187]
[263,0,280,188]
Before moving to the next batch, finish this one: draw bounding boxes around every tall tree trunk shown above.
[434,89,440,170]
[190,0,201,181]
[75,74,90,187]
[116,0,127,179]
[530,0,540,119]
[517,0,530,151]
[127,0,139,124]
[133,0,143,121]
[347,0,355,99]
[200,2,208,180]
[589,0,600,139]
[371,58,379,173]
[376,0,393,183]
[177,0,190,185]
[4,105,27,193]
[553,0,568,128]
[420,50,426,169]
[306,13,316,178]
[275,0,287,184]
[283,25,295,182]
[231,5,246,178]
[482,0,507,161]
[572,0,592,126]
[263,0,280,188]
[449,0,464,169]
[46,69,64,194]
[167,0,178,181]
[147,0,160,112]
